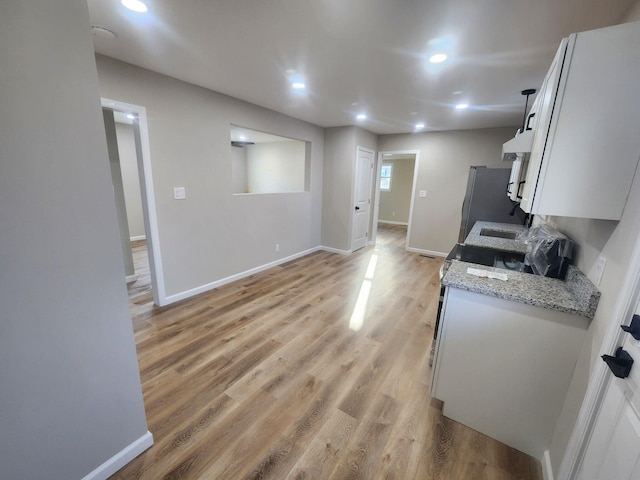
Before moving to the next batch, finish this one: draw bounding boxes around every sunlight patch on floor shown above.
[349,254,378,331]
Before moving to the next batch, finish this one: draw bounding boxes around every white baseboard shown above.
[81,431,153,480]
[319,245,352,255]
[542,450,554,480]
[406,246,448,258]
[125,274,138,284]
[164,247,323,304]
[378,220,409,226]
[130,235,146,242]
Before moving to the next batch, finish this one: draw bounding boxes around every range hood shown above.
[502,130,534,160]
[502,88,536,161]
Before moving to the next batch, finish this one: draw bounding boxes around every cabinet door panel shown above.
[430,288,588,458]
[520,39,568,213]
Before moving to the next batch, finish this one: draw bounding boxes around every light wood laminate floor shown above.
[115,225,541,479]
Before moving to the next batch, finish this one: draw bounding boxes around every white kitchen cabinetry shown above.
[430,287,590,458]
[518,21,640,220]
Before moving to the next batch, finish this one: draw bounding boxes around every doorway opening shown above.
[101,98,166,306]
[371,150,420,251]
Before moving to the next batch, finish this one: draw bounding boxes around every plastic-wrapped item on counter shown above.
[522,225,574,279]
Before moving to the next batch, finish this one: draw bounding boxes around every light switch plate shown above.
[419,190,427,198]
[593,256,606,286]
[173,187,186,200]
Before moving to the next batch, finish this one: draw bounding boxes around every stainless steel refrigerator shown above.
[458,166,526,242]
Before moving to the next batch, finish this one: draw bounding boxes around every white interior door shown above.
[352,147,374,252]
[578,293,640,480]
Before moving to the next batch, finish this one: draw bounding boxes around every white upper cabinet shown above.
[519,21,640,220]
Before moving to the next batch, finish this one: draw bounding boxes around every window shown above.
[380,164,392,191]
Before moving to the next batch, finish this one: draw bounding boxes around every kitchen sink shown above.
[447,244,531,273]
[479,228,518,240]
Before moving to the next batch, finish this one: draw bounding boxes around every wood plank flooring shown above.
[115,225,541,479]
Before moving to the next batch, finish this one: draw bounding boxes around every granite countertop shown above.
[441,221,601,319]
[463,221,529,253]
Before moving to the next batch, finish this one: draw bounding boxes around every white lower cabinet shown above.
[430,287,589,458]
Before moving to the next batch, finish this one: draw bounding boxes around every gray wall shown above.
[95,55,324,298]
[322,126,378,251]
[104,109,135,277]
[378,128,515,254]
[231,145,249,193]
[378,157,415,224]
[0,1,149,478]
[547,4,640,473]
[247,141,306,193]
[116,122,146,239]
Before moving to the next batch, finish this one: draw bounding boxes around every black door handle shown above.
[355,206,360,211]
[602,347,634,378]
[621,314,640,340]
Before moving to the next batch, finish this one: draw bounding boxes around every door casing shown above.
[370,150,420,250]
[101,98,167,306]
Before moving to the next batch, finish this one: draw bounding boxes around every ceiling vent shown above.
[231,141,255,148]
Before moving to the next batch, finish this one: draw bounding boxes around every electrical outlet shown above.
[594,256,606,286]
[275,244,280,252]
[173,187,186,200]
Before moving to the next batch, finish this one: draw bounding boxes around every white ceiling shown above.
[88,0,636,135]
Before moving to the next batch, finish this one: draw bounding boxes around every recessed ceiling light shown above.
[415,122,425,129]
[121,0,148,13]
[455,103,469,110]
[429,53,448,64]
[291,82,306,90]
[356,113,367,121]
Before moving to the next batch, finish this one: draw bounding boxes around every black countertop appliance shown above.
[526,232,574,280]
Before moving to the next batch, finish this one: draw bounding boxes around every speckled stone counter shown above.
[463,221,529,253]
[441,221,601,319]
[442,257,600,318]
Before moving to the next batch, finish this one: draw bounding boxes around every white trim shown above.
[320,245,352,255]
[371,157,382,245]
[101,98,167,306]
[164,247,321,304]
[558,231,640,480]
[125,274,138,284]
[406,246,448,258]
[81,431,153,480]
[129,235,146,242]
[377,220,409,226]
[405,151,420,252]
[542,450,555,480]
